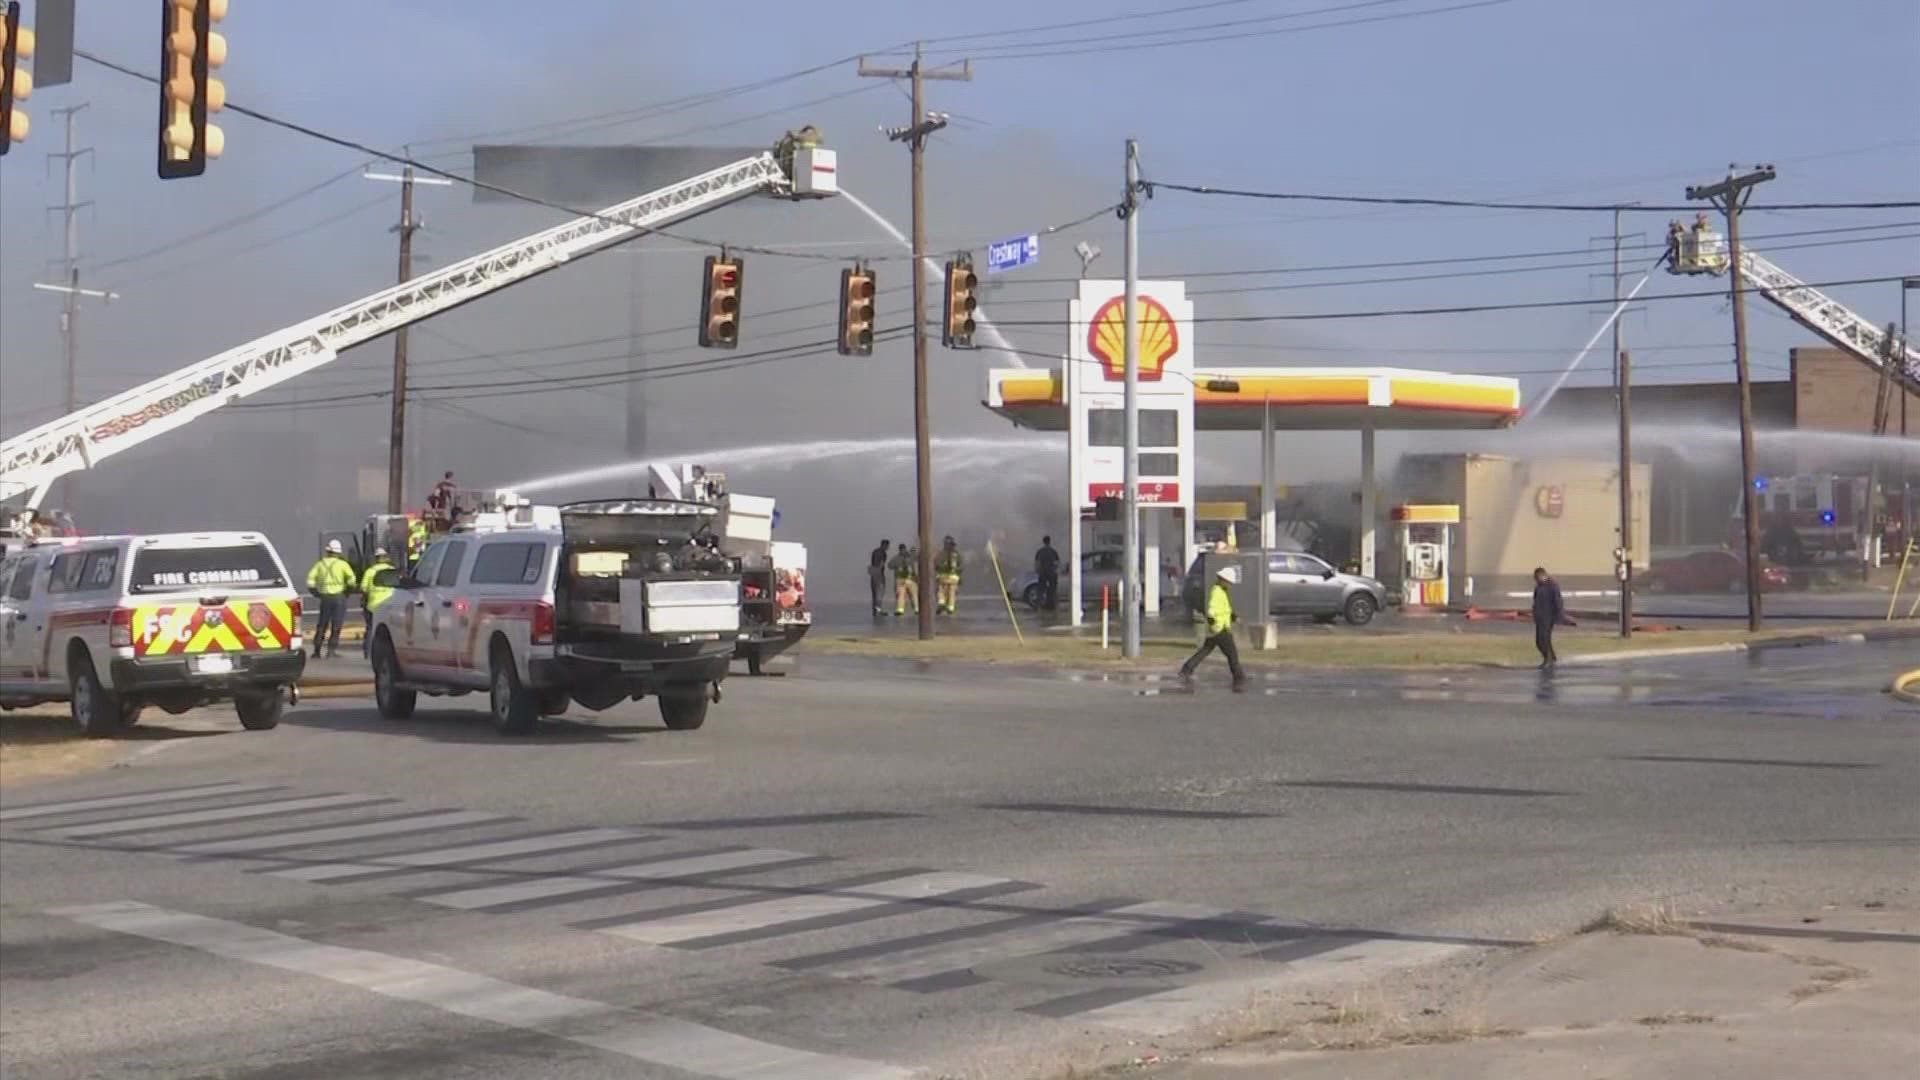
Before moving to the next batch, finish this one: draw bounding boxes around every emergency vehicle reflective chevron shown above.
[134,599,297,657]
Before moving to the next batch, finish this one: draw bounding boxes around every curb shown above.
[1558,622,1920,667]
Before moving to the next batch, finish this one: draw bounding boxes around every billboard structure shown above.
[1063,279,1196,624]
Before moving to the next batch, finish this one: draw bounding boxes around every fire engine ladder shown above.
[1668,224,1920,395]
[0,137,829,509]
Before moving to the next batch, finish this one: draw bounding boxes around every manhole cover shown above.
[1042,956,1203,981]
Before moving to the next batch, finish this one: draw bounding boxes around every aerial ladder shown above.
[1666,212,1919,393]
[0,129,839,513]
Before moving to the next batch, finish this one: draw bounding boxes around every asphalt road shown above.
[3,644,1914,1078]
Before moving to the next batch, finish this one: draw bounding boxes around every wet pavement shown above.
[793,640,1918,721]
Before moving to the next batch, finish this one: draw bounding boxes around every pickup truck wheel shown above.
[372,636,416,720]
[69,653,131,738]
[658,685,710,731]
[235,689,283,731]
[489,646,538,735]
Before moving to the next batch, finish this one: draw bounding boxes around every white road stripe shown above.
[601,871,1012,946]
[420,848,811,911]
[54,794,387,839]
[176,810,508,856]
[823,900,1233,985]
[0,783,277,823]
[1075,937,1469,1035]
[52,901,909,1080]
[271,827,641,883]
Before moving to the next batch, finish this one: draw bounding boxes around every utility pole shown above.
[1121,139,1144,659]
[1612,208,1634,638]
[860,44,970,642]
[387,166,416,515]
[48,103,91,418]
[1903,279,1918,553]
[1687,165,1775,632]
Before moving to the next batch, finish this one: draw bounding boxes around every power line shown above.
[1150,179,1920,213]
[934,0,1432,58]
[918,0,1278,47]
[104,191,394,288]
[82,164,367,274]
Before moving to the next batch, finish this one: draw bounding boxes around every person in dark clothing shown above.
[869,540,891,616]
[1034,536,1062,610]
[1531,567,1574,669]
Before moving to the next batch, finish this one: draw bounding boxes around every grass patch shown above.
[1,708,122,786]
[1582,902,1689,937]
[1636,1011,1717,1026]
[800,623,1880,671]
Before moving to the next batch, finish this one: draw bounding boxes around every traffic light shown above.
[838,264,875,356]
[158,0,228,180]
[0,2,31,156]
[699,254,743,349]
[942,256,978,349]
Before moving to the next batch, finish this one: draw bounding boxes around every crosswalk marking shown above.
[419,847,813,911]
[598,871,1015,947]
[53,794,393,839]
[175,810,509,856]
[797,899,1235,986]
[53,901,911,1080]
[0,783,279,823]
[269,827,646,883]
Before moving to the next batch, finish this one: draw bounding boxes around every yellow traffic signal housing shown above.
[838,265,876,356]
[942,257,977,349]
[699,254,744,349]
[0,2,33,155]
[159,0,228,179]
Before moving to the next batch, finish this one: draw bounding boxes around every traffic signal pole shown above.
[861,44,970,642]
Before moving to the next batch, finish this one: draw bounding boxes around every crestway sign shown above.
[986,234,1039,273]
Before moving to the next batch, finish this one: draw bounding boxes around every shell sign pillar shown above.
[1063,279,1196,624]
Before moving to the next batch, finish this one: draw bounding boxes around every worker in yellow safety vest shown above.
[890,544,919,616]
[359,548,396,658]
[1178,564,1247,691]
[407,517,429,567]
[306,539,357,659]
[935,536,963,615]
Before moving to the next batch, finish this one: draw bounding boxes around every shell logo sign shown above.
[1087,295,1179,382]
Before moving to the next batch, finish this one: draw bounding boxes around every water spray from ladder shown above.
[1526,251,1667,421]
[839,188,1026,368]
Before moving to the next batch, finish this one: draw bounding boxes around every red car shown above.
[1641,550,1791,594]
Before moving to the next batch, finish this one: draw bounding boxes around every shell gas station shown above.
[982,278,1523,622]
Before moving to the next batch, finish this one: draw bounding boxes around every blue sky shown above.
[0,0,1915,559]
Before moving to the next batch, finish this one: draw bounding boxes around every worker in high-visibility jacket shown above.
[306,539,357,660]
[359,548,396,658]
[407,517,429,567]
[1179,564,1247,690]
[935,536,964,615]
[890,544,919,616]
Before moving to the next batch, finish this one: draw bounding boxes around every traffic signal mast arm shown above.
[0,141,832,508]
[1669,220,1920,393]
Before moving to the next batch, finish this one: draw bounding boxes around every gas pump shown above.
[1392,504,1459,610]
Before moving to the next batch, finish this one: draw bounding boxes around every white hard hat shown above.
[325,539,344,554]
[1216,565,1241,584]
[373,547,389,559]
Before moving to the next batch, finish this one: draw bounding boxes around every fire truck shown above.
[1669,212,1918,569]
[0,128,838,512]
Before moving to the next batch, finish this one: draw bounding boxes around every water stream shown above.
[839,188,1027,368]
[510,435,1061,494]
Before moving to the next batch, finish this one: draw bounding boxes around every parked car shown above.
[1182,551,1388,626]
[1006,548,1181,610]
[1640,550,1791,594]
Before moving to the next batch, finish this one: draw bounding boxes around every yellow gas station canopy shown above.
[986,366,1521,432]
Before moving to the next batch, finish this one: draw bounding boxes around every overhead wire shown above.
[1150,179,1920,213]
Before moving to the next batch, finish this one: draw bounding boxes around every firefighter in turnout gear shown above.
[359,548,396,658]
[890,544,920,616]
[935,536,963,615]
[1179,565,1247,690]
[306,540,357,659]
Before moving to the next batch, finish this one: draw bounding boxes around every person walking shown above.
[1531,566,1574,669]
[1034,535,1061,610]
[1179,565,1247,690]
[890,543,920,616]
[935,536,964,615]
[306,539,357,660]
[359,548,396,658]
[869,539,891,616]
